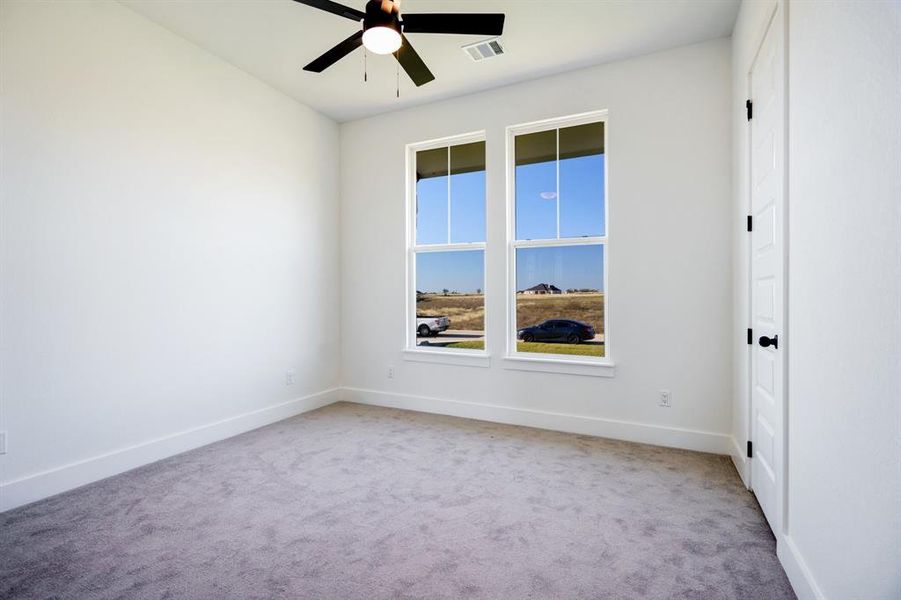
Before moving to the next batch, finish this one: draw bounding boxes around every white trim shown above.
[405,132,489,356]
[406,130,485,153]
[506,110,612,136]
[502,355,615,377]
[730,436,750,487]
[412,242,485,253]
[341,387,732,455]
[512,236,605,249]
[403,349,490,368]
[777,535,826,600]
[505,110,611,365]
[778,0,791,544]
[0,388,341,513]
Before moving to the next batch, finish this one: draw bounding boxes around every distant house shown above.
[521,283,563,295]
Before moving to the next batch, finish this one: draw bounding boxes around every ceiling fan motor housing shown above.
[364,0,401,36]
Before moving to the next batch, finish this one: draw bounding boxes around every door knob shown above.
[759,334,779,349]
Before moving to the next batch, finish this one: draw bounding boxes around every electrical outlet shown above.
[387,366,395,379]
[285,369,296,386]
[659,390,672,407]
[0,431,7,454]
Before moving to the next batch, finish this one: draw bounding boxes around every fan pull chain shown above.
[396,57,400,99]
[363,48,367,82]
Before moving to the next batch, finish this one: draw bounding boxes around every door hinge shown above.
[747,215,753,232]
[746,99,753,120]
[747,441,753,458]
[747,328,753,345]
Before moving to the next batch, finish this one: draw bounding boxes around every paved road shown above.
[416,330,605,347]
[416,330,484,346]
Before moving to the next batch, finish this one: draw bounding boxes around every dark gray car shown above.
[517,319,595,344]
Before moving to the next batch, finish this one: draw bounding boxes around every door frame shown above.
[745,0,789,538]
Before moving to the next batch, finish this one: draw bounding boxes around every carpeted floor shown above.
[1,402,795,599]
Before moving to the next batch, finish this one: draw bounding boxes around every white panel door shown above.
[749,7,785,534]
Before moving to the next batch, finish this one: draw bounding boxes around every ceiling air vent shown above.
[462,38,505,62]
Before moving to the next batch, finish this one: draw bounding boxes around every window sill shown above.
[403,348,490,368]
[502,355,616,377]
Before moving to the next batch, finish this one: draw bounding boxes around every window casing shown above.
[405,132,487,359]
[506,111,610,366]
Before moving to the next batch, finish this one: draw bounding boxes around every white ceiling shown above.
[121,0,739,122]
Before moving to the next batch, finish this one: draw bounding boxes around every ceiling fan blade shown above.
[395,35,435,87]
[303,30,364,72]
[401,13,505,36]
[292,0,365,22]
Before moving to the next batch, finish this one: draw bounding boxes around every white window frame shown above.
[504,111,614,377]
[404,131,489,367]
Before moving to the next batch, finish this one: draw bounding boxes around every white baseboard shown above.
[778,535,825,600]
[730,436,750,487]
[341,387,732,455]
[0,388,340,513]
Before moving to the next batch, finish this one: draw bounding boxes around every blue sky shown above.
[417,170,486,244]
[415,245,604,293]
[517,245,604,291]
[416,144,605,293]
[416,250,484,293]
[515,154,606,239]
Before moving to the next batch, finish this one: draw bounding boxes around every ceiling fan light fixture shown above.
[363,26,402,55]
[295,0,506,87]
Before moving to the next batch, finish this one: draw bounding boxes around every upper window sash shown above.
[411,133,486,248]
[513,117,606,243]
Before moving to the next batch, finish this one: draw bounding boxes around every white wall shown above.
[0,0,340,510]
[732,1,901,597]
[784,2,901,598]
[340,39,734,452]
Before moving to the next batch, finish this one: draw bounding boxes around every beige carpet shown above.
[1,402,795,599]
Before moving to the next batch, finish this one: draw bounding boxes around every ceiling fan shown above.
[293,0,505,87]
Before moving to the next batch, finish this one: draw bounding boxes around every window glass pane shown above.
[560,122,605,237]
[416,250,485,350]
[416,147,448,245]
[450,141,486,243]
[515,130,557,240]
[515,245,605,358]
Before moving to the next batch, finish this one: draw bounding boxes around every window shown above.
[507,113,608,363]
[406,134,486,356]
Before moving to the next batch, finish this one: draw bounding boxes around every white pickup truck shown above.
[416,315,449,337]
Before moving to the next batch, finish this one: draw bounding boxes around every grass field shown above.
[446,339,605,358]
[416,292,605,333]
[416,293,485,330]
[516,292,604,333]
